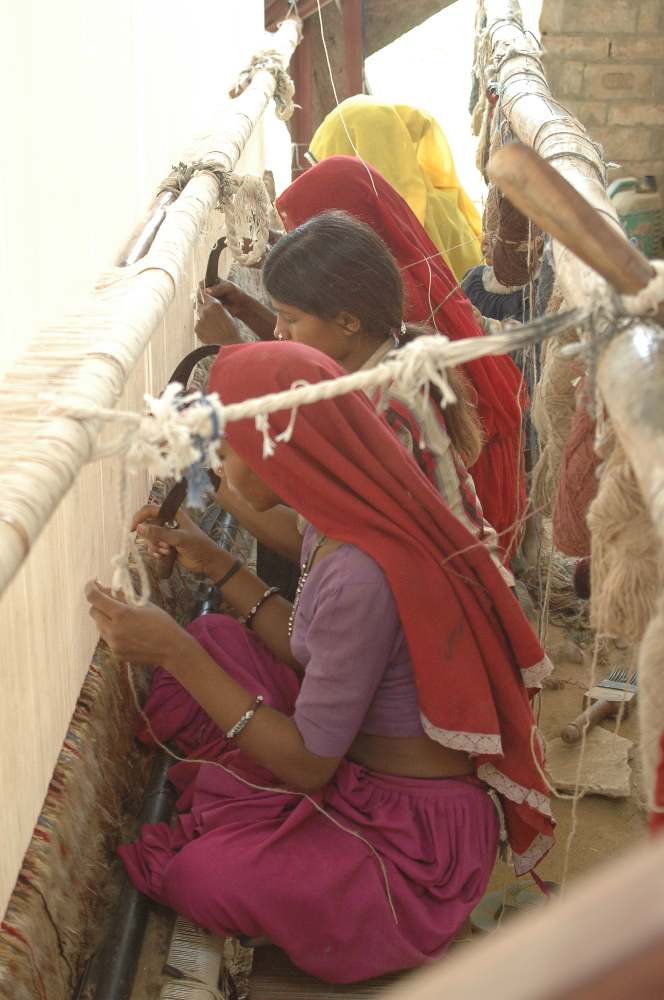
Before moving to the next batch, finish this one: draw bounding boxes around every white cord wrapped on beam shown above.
[232,46,297,122]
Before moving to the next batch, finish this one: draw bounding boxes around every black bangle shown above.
[212,559,242,591]
[244,586,280,630]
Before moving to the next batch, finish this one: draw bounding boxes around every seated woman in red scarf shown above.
[209,209,513,585]
[86,340,553,984]
[198,156,527,561]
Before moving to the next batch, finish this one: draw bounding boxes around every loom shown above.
[3,0,664,995]
[0,10,299,998]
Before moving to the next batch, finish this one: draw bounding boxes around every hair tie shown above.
[391,320,407,347]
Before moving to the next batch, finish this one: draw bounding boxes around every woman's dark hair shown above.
[263,209,403,337]
[263,210,482,466]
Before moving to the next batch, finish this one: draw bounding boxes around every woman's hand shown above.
[205,279,252,318]
[85,581,190,666]
[195,289,242,346]
[132,505,223,576]
[205,281,276,342]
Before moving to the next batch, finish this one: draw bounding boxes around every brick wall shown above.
[541,0,664,196]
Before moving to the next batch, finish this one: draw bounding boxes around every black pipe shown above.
[90,752,175,1000]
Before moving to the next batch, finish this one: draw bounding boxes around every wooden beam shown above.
[363,0,455,56]
[342,0,364,97]
[265,0,335,30]
[380,833,664,1000]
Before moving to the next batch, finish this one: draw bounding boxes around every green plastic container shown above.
[608,175,663,259]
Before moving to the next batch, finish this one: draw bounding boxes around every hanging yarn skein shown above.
[588,422,662,644]
[552,377,600,558]
[225,175,272,266]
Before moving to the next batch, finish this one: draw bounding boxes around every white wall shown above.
[0,0,294,920]
[0,0,276,371]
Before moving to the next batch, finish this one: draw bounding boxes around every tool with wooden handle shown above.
[561,700,618,745]
[561,669,637,744]
[486,144,656,298]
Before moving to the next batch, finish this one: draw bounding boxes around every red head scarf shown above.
[276,155,527,559]
[209,340,554,874]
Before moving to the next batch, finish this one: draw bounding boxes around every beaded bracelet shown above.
[244,586,280,629]
[225,693,264,740]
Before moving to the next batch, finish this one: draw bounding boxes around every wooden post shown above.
[290,17,314,176]
[342,0,365,98]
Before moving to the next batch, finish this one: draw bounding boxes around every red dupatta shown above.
[275,155,527,560]
[209,341,554,874]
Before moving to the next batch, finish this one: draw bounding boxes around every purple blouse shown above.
[291,526,424,756]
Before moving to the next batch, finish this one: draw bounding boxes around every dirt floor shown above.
[483,617,646,916]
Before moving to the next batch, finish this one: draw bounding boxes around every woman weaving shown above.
[199,157,527,560]
[86,340,554,984]
[206,209,512,586]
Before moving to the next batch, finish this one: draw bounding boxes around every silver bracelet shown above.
[244,586,280,629]
[225,693,264,740]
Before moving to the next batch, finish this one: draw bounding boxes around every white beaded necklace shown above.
[287,533,327,637]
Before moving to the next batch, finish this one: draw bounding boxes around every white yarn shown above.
[46,313,587,603]
[224,175,271,266]
[53,317,575,473]
[232,47,296,121]
[621,261,664,317]
[0,18,301,602]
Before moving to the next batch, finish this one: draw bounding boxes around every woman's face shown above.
[271,296,353,362]
[215,440,280,512]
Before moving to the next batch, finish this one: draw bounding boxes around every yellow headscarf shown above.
[309,96,483,281]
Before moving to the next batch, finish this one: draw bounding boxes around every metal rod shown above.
[91,752,175,1000]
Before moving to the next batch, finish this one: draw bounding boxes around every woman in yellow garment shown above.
[309,95,483,282]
